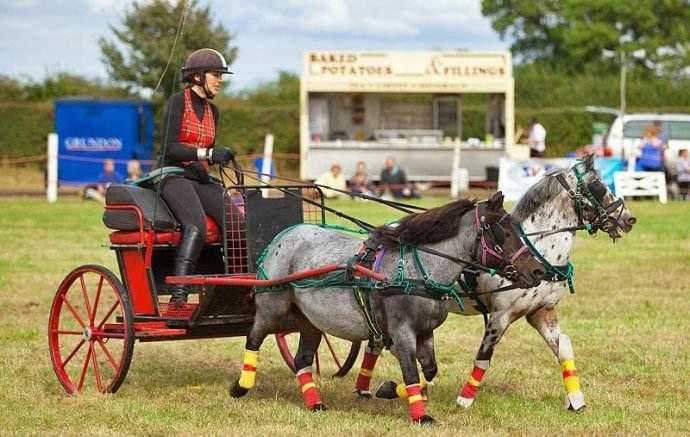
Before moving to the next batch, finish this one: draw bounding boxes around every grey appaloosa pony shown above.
[363,154,636,412]
[229,192,544,424]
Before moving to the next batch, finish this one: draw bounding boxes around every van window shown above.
[622,120,651,139]
[668,121,690,140]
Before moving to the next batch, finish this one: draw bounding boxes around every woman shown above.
[159,48,235,306]
[636,125,665,172]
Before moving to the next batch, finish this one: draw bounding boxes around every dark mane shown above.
[375,198,477,246]
[512,170,566,222]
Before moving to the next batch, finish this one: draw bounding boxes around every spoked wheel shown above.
[275,332,361,377]
[48,265,134,394]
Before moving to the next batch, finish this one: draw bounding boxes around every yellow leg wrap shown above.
[238,350,259,389]
[561,359,581,394]
[408,394,423,404]
[396,378,427,399]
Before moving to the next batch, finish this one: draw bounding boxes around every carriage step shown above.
[102,322,188,337]
[159,303,199,319]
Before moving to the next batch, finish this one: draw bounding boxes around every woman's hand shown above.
[211,147,235,165]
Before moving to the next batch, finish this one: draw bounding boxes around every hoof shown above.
[413,415,436,425]
[354,389,372,399]
[374,381,399,400]
[310,403,328,412]
[456,396,475,409]
[565,391,586,412]
[229,380,249,398]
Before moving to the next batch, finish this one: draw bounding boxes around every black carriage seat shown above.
[103,184,222,245]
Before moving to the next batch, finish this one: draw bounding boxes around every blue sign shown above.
[55,99,154,185]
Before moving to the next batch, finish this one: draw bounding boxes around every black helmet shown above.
[181,48,233,82]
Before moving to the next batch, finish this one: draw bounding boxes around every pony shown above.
[229,192,545,423]
[361,154,636,412]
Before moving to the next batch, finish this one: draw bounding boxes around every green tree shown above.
[481,0,690,75]
[99,0,237,99]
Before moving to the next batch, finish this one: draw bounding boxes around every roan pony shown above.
[361,154,636,412]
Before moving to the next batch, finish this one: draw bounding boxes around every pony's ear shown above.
[582,153,595,169]
[487,191,505,211]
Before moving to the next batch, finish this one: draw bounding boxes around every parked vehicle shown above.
[605,113,690,164]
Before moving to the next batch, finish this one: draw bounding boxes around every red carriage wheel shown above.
[48,265,134,394]
[275,332,361,377]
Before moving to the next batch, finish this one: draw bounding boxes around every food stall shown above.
[300,51,516,181]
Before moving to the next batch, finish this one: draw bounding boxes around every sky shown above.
[1,0,509,91]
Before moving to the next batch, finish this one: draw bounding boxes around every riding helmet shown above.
[181,48,233,82]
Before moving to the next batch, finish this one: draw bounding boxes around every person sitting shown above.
[349,161,376,198]
[379,156,419,199]
[158,48,236,307]
[83,159,124,202]
[635,125,665,172]
[350,172,377,198]
[314,163,347,198]
[677,149,690,200]
[126,159,143,181]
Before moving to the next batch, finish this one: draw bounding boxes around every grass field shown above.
[1,196,689,435]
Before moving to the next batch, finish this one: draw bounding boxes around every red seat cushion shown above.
[109,216,221,245]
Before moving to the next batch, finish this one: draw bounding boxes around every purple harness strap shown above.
[475,207,503,266]
[373,247,387,273]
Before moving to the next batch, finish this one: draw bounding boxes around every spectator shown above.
[527,117,547,158]
[126,159,143,181]
[677,149,690,200]
[654,120,670,147]
[83,159,124,202]
[349,161,376,198]
[636,125,665,172]
[97,159,124,192]
[315,163,347,198]
[350,172,377,198]
[379,156,419,199]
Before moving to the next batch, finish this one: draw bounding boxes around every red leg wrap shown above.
[459,365,486,399]
[406,384,426,422]
[354,352,379,391]
[297,370,322,409]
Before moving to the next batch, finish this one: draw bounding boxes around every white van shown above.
[605,113,690,164]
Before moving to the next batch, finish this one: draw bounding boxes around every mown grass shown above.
[0,196,688,435]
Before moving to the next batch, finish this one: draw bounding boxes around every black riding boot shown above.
[169,225,204,306]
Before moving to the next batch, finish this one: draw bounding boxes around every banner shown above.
[498,157,624,201]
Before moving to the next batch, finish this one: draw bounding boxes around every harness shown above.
[458,160,628,324]
[253,198,532,347]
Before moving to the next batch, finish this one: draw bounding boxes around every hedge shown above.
[3,69,690,160]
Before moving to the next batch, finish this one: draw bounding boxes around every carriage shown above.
[48,174,364,394]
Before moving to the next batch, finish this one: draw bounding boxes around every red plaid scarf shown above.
[178,88,215,171]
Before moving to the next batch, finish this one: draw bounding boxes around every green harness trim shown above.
[517,222,576,293]
[254,225,466,304]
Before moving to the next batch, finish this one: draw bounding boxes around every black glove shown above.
[211,147,234,165]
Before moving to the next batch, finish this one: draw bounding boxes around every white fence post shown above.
[450,138,467,197]
[261,134,274,197]
[47,133,58,203]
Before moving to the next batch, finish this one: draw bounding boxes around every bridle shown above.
[550,163,627,240]
[474,206,531,282]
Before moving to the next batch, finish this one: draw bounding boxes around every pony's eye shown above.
[589,181,607,200]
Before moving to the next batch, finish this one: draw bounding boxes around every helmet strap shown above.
[191,72,211,99]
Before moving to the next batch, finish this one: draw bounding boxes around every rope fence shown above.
[0,152,302,167]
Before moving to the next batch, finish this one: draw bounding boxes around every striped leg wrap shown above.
[354,352,379,392]
[406,384,426,422]
[296,367,322,409]
[558,333,585,410]
[395,378,428,400]
[457,360,490,407]
[238,349,259,390]
[561,359,581,394]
